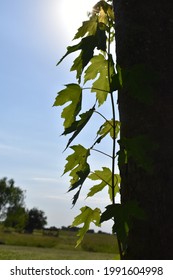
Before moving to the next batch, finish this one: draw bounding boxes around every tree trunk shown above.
[113,0,173,259]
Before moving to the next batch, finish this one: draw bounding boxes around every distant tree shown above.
[24,208,47,233]
[4,206,28,231]
[0,177,25,220]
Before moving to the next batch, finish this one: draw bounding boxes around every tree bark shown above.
[113,0,173,259]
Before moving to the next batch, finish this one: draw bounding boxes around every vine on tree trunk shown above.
[54,0,145,258]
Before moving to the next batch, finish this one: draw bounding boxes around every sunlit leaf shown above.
[108,174,121,201]
[72,206,101,246]
[107,5,115,21]
[92,119,120,148]
[84,54,116,105]
[98,6,107,25]
[53,84,82,129]
[84,54,105,82]
[57,7,115,83]
[97,119,120,140]
[93,1,113,15]
[64,145,90,206]
[73,17,98,39]
[57,36,98,83]
[88,167,120,201]
[70,53,83,82]
[63,107,95,149]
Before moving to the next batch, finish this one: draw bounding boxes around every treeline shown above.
[61,226,109,235]
[0,177,109,236]
[0,177,47,233]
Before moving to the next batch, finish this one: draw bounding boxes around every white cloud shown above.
[32,177,60,183]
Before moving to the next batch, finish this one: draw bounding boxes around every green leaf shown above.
[93,1,114,20]
[64,145,90,206]
[84,54,115,106]
[88,167,120,201]
[73,17,98,39]
[56,42,82,66]
[71,35,98,82]
[98,119,120,140]
[84,54,105,82]
[63,107,95,149]
[72,206,101,246]
[70,53,83,83]
[100,204,128,250]
[98,6,108,25]
[57,36,98,83]
[92,120,120,149]
[53,84,82,129]
[108,174,121,202]
[100,202,146,251]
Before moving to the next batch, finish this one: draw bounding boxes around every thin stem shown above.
[107,22,116,206]
[94,110,109,123]
[82,87,110,93]
[107,16,123,259]
[91,148,112,159]
[94,111,115,132]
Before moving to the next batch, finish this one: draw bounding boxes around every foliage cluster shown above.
[54,0,121,250]
[0,177,24,220]
[0,177,47,233]
[55,0,146,258]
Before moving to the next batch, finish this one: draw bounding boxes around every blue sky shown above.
[0,0,119,232]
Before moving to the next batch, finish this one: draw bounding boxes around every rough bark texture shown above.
[113,0,173,259]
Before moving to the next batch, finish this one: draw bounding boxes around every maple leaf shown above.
[73,16,98,39]
[95,119,120,145]
[84,54,116,105]
[53,84,82,129]
[88,167,120,201]
[64,145,90,206]
[63,107,95,150]
[72,206,101,246]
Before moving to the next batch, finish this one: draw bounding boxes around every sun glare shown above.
[59,0,96,39]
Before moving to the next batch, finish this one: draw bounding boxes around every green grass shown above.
[0,245,119,260]
[0,229,120,260]
[82,233,119,254]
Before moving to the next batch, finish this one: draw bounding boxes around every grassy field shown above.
[0,229,120,260]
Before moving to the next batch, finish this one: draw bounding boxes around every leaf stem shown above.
[82,87,110,93]
[94,111,114,129]
[91,148,112,159]
[107,15,123,259]
[107,23,116,206]
[94,110,109,123]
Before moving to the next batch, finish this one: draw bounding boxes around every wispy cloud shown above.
[46,193,114,206]
[32,177,60,183]
[46,195,71,201]
[0,143,24,155]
